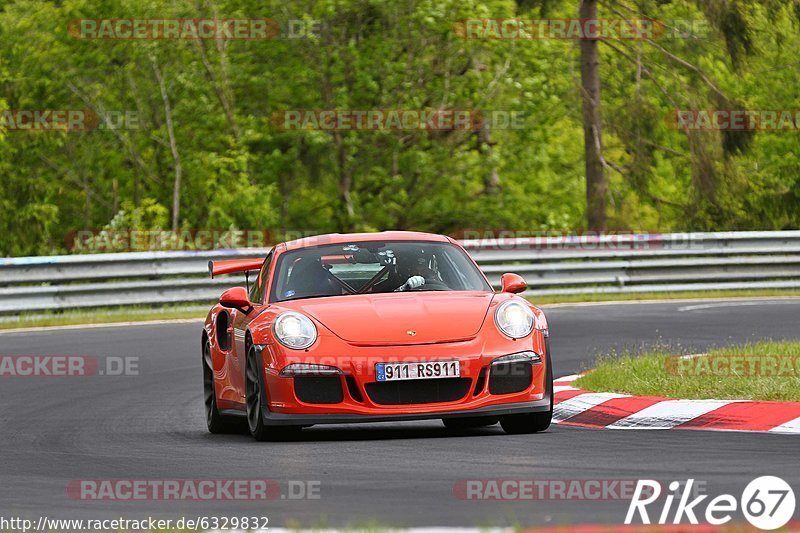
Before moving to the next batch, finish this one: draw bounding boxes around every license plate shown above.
[375,361,460,381]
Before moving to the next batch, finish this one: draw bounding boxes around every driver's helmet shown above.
[396,249,429,277]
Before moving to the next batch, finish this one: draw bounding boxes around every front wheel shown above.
[499,342,554,434]
[245,346,302,442]
[499,410,552,434]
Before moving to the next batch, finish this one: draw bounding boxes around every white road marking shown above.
[543,296,800,310]
[554,386,579,393]
[554,373,584,393]
[553,392,628,422]
[678,299,800,312]
[769,416,800,434]
[607,400,730,429]
[0,318,203,335]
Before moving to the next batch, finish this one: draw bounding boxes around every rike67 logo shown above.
[626,476,796,530]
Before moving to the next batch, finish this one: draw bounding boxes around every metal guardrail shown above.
[2,231,800,313]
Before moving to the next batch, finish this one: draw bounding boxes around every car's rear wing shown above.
[208,258,264,278]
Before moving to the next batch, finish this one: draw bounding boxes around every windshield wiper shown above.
[279,293,343,302]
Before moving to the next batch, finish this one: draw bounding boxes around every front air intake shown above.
[293,376,344,404]
[365,378,472,405]
[488,362,533,395]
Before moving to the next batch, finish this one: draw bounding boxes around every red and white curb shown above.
[553,374,800,434]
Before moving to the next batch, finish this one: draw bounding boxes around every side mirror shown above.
[500,273,527,294]
[220,286,251,311]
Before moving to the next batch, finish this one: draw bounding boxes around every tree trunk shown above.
[195,39,241,142]
[152,59,183,232]
[478,117,500,195]
[579,0,607,232]
[335,130,356,230]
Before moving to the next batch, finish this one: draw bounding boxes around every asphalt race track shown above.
[1,299,798,527]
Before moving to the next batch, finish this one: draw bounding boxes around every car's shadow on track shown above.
[186,422,559,444]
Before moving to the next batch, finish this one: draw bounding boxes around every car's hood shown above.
[284,291,495,345]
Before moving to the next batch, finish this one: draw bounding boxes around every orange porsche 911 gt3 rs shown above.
[202,231,552,441]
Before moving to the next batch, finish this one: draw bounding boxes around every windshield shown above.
[271,241,491,302]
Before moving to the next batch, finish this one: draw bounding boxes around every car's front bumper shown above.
[252,329,551,425]
[259,397,552,426]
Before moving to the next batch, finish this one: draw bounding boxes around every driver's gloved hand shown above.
[398,275,425,291]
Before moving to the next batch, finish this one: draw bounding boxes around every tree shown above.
[1,0,799,257]
[574,0,800,230]
[579,0,607,231]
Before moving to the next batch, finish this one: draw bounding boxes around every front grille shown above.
[365,378,472,405]
[293,376,344,404]
[488,362,533,395]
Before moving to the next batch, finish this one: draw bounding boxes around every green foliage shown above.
[0,0,798,256]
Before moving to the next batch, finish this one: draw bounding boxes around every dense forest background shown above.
[1,0,800,256]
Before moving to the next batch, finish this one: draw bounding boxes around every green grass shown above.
[0,304,209,330]
[575,341,800,402]
[530,288,800,305]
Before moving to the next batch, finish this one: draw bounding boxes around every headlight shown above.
[495,300,534,339]
[273,312,317,349]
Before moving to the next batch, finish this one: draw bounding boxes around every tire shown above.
[245,346,302,442]
[203,341,246,434]
[442,416,499,430]
[499,341,554,435]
